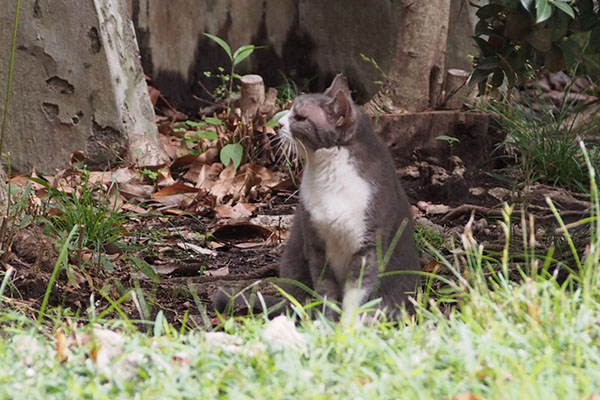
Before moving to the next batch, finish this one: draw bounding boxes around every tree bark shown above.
[239,74,265,123]
[442,68,471,110]
[0,0,167,174]
[364,0,451,116]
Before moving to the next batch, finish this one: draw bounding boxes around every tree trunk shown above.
[0,0,168,174]
[364,0,451,116]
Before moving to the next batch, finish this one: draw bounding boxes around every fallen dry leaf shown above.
[119,183,156,199]
[425,204,451,215]
[198,147,219,164]
[205,265,229,276]
[216,203,257,220]
[423,260,441,273]
[171,154,198,170]
[160,134,187,159]
[212,222,273,243]
[249,214,294,231]
[152,183,200,198]
[207,164,239,202]
[55,328,69,363]
[155,169,175,187]
[113,167,141,184]
[192,162,224,188]
[176,242,217,257]
[121,202,150,214]
[451,393,486,400]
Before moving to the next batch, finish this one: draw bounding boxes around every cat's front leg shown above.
[306,244,341,320]
[341,247,379,325]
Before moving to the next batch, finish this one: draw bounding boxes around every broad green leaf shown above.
[267,110,290,128]
[544,45,566,71]
[590,26,600,53]
[220,143,244,170]
[520,0,534,10]
[198,130,218,141]
[525,28,553,52]
[559,36,583,67]
[476,4,504,19]
[549,11,570,42]
[536,0,553,23]
[477,57,501,71]
[233,45,256,67]
[185,120,207,128]
[477,79,487,95]
[491,69,505,88]
[154,311,165,337]
[473,37,495,57]
[550,1,574,19]
[469,67,492,84]
[475,19,494,36]
[205,116,223,125]
[129,256,160,282]
[506,9,533,40]
[233,45,255,61]
[203,33,233,61]
[499,57,518,87]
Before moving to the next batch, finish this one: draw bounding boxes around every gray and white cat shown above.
[215,74,420,320]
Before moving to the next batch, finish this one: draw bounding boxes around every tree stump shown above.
[239,74,265,123]
[442,69,472,110]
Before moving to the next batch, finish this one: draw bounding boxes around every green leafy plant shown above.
[275,73,315,106]
[141,168,159,182]
[435,135,461,146]
[40,170,127,255]
[203,33,262,110]
[472,0,600,92]
[176,116,245,170]
[480,85,600,191]
[413,226,446,256]
[359,52,387,87]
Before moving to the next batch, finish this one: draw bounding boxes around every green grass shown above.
[40,170,127,254]
[2,142,600,398]
[2,155,600,399]
[480,83,600,192]
[0,273,599,399]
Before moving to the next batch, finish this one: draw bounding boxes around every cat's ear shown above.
[324,74,352,100]
[331,89,354,127]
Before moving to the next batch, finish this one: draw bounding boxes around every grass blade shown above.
[37,225,79,323]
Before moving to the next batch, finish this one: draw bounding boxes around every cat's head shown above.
[278,74,357,153]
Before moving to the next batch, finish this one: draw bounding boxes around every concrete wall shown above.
[128,0,476,113]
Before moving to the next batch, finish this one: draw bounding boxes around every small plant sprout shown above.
[436,135,460,147]
[203,33,263,111]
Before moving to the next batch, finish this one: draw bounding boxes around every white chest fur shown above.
[300,147,372,284]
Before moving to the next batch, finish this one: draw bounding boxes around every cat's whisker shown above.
[295,140,308,162]
[273,136,288,166]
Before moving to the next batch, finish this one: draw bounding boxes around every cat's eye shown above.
[293,114,306,122]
